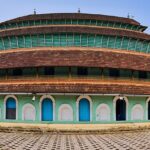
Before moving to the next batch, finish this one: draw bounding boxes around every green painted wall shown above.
[54,95,77,123]
[92,96,114,122]
[0,95,5,120]
[128,97,147,121]
[0,95,149,124]
[17,95,40,121]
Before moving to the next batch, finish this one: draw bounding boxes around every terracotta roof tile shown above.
[0,26,150,40]
[0,78,150,94]
[0,47,150,71]
[0,13,141,26]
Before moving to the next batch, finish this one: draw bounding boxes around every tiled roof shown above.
[0,78,150,94]
[0,13,141,26]
[0,26,150,40]
[0,47,150,71]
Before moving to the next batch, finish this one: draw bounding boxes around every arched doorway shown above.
[6,97,16,120]
[96,104,110,121]
[116,99,126,121]
[148,101,150,120]
[22,104,36,121]
[41,98,53,121]
[79,98,90,121]
[59,104,73,121]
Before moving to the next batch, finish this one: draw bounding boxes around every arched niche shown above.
[58,104,73,121]
[96,104,110,121]
[131,104,144,120]
[22,103,36,121]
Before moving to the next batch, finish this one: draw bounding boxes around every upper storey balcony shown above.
[1,66,150,95]
[0,66,150,81]
[0,13,149,53]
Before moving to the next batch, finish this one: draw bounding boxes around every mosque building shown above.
[0,13,150,123]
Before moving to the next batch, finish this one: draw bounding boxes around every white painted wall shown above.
[58,104,73,121]
[22,104,36,121]
[96,104,110,121]
[131,104,144,120]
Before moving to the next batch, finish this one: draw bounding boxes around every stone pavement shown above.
[0,131,150,150]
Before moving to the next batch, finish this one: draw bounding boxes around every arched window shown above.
[6,97,16,120]
[96,104,110,121]
[41,98,53,121]
[22,104,36,121]
[131,104,144,120]
[58,104,73,121]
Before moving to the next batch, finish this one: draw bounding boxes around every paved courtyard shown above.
[0,131,150,150]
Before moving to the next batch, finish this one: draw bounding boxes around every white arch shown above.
[96,104,110,121]
[76,95,92,121]
[4,95,18,120]
[58,104,73,121]
[22,103,36,121]
[146,97,150,120]
[131,104,144,120]
[113,96,128,121]
[39,95,55,121]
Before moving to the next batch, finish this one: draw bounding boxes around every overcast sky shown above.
[0,0,150,33]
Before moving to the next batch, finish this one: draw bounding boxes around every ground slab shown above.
[0,131,150,149]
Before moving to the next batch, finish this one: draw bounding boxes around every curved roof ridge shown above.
[0,13,141,26]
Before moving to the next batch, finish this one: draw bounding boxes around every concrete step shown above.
[0,122,150,134]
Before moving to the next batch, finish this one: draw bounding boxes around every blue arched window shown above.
[41,98,53,121]
[79,98,90,121]
[6,98,16,119]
